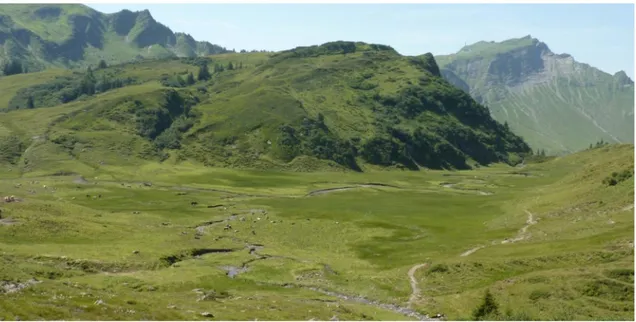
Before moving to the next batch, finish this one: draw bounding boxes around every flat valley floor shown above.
[0,145,633,320]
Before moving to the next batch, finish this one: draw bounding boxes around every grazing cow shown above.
[191,201,198,206]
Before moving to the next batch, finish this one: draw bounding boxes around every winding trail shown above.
[407,263,428,309]
[503,210,537,244]
[460,246,485,257]
[459,210,538,257]
[190,211,438,320]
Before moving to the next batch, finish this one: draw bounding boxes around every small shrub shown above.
[428,263,449,273]
[581,278,634,301]
[472,289,499,321]
[605,268,634,283]
[525,275,548,284]
[502,308,533,321]
[602,168,633,186]
[0,135,26,164]
[528,289,551,301]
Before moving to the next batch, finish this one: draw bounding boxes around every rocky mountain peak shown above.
[613,70,634,86]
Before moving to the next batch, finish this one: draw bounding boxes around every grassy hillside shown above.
[435,36,634,155]
[0,41,531,173]
[0,4,231,73]
[0,137,631,320]
[0,33,631,321]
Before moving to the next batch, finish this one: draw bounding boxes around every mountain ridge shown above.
[0,4,231,73]
[0,4,631,157]
[0,40,531,173]
[435,35,634,154]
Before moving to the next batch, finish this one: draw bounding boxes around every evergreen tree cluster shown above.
[535,148,547,157]
[588,139,609,150]
[2,59,26,76]
[7,66,134,110]
[160,72,196,88]
[159,59,244,88]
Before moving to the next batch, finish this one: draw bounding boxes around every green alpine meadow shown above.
[0,3,633,321]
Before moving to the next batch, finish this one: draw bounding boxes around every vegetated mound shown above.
[0,4,231,74]
[435,35,634,154]
[2,41,531,172]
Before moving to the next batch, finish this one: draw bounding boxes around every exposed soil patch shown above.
[459,246,485,257]
[2,196,23,203]
[171,186,269,198]
[242,246,310,267]
[51,171,79,177]
[220,265,249,278]
[1,278,41,294]
[191,213,244,234]
[0,218,18,226]
[73,176,89,184]
[306,186,358,196]
[192,219,226,234]
[505,171,538,177]
[439,183,493,196]
[323,264,338,275]
[306,183,402,197]
[357,182,401,188]
[217,246,274,278]
[160,248,241,266]
[21,255,142,275]
[259,282,440,321]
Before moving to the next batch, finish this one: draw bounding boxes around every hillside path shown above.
[407,263,428,309]
[458,209,538,257]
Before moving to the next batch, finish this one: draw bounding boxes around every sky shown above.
[88,3,635,78]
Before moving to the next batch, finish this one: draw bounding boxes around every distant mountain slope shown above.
[435,36,634,154]
[0,41,531,173]
[0,4,231,72]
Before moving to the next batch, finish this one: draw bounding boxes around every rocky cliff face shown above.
[0,4,230,72]
[435,36,634,154]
